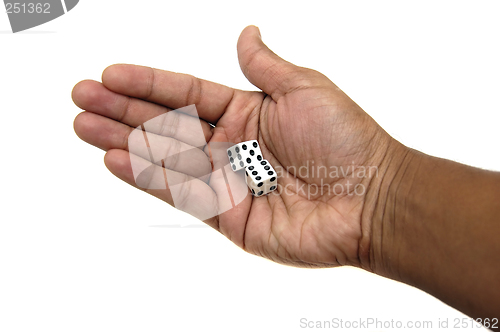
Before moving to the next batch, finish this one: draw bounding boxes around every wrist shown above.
[362,140,500,318]
[358,138,419,276]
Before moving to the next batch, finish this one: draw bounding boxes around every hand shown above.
[72,26,404,268]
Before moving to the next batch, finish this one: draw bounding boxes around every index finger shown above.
[102,64,236,124]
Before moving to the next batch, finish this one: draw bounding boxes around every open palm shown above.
[73,26,395,269]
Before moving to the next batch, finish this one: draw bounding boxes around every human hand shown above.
[72,26,406,269]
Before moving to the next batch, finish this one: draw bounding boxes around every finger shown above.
[72,80,212,147]
[237,25,323,101]
[104,149,219,223]
[101,64,235,124]
[74,112,212,181]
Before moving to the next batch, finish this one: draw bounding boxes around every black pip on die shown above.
[227,140,263,171]
[227,140,277,196]
[245,159,277,196]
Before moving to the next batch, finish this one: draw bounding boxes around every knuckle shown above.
[163,138,181,169]
[144,68,155,99]
[159,111,179,138]
[186,74,202,106]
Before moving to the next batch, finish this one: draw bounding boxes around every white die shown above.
[227,140,263,172]
[245,159,278,196]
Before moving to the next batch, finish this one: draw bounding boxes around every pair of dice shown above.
[227,140,278,197]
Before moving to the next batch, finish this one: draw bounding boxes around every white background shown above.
[1,1,499,331]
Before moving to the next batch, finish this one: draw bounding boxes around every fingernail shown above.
[255,26,261,39]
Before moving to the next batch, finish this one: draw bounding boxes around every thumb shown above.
[237,26,312,100]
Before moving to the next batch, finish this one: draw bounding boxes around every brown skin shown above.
[72,26,500,323]
[372,150,500,321]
